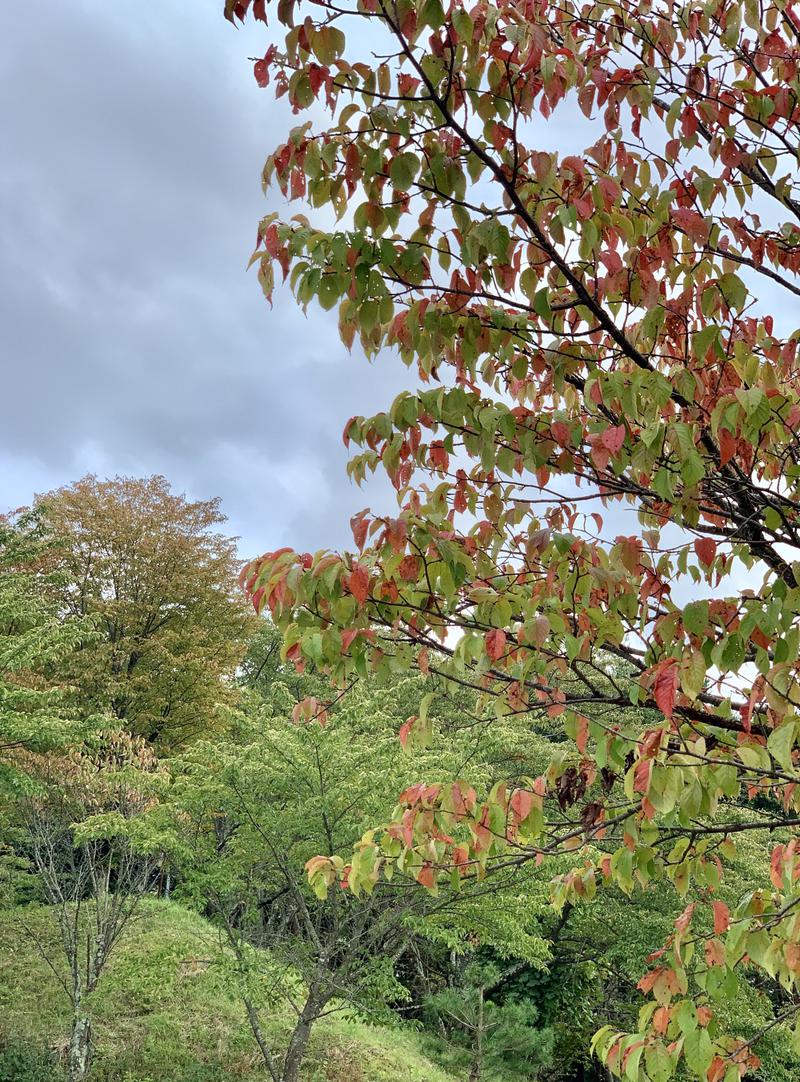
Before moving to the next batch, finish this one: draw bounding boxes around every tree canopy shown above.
[34,475,254,747]
[0,510,95,794]
[231,1,800,1078]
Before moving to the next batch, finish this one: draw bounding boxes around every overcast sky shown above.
[0,1,411,559]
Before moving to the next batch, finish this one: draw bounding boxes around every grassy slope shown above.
[0,899,459,1082]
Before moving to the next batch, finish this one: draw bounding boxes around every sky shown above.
[0,1,408,560]
[2,3,789,575]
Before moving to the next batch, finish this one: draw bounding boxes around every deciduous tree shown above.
[16,732,165,1082]
[0,510,95,793]
[35,476,254,748]
[231,0,800,1076]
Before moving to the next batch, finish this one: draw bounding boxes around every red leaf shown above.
[510,787,533,823]
[653,660,679,718]
[253,59,269,88]
[399,716,415,749]
[601,424,625,455]
[416,863,435,889]
[485,628,507,661]
[771,843,785,889]
[398,554,420,580]
[633,759,652,795]
[575,714,589,754]
[705,938,725,967]
[712,900,730,935]
[429,441,449,471]
[718,427,736,467]
[347,564,370,604]
[694,537,717,567]
[290,168,306,200]
[350,508,370,550]
[551,420,572,446]
[675,902,695,935]
[342,416,357,447]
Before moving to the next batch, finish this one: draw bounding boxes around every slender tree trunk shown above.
[468,986,485,1082]
[242,996,280,1082]
[281,991,327,1082]
[67,1012,92,1082]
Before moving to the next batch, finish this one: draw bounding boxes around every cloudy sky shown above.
[1,1,410,559]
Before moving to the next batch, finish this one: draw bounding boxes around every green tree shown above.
[428,957,555,1081]
[0,509,94,793]
[15,731,166,1082]
[230,0,800,1076]
[34,475,254,748]
[170,628,554,1082]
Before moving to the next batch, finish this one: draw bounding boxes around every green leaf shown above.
[767,720,797,772]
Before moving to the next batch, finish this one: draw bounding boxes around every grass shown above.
[0,898,460,1082]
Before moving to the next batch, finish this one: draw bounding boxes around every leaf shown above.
[694,538,717,567]
[712,900,730,935]
[485,628,507,661]
[653,661,679,718]
[389,152,418,192]
[350,508,370,549]
[510,787,533,823]
[346,564,370,604]
[575,713,589,754]
[601,425,626,455]
[416,863,436,890]
[253,59,269,88]
[633,759,652,795]
[767,720,797,772]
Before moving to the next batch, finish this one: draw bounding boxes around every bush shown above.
[0,1041,60,1082]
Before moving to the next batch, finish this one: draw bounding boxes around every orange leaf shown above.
[485,628,507,661]
[694,537,717,567]
[347,564,370,604]
[712,900,730,934]
[510,787,533,823]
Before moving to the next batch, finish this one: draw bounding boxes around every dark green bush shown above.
[0,1041,60,1082]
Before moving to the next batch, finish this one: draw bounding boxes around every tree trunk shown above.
[243,996,280,1082]
[67,1014,92,1082]
[281,992,326,1082]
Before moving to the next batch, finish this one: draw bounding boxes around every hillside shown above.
[0,899,461,1082]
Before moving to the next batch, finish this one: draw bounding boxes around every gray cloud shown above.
[0,0,407,558]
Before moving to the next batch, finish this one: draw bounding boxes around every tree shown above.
[0,509,95,793]
[231,0,800,1077]
[15,731,165,1082]
[170,626,557,1082]
[427,957,555,1081]
[34,475,254,747]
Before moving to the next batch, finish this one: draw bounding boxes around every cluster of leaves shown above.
[35,475,255,748]
[0,509,97,795]
[229,0,800,1077]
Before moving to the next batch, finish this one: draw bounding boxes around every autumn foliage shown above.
[231,0,800,1077]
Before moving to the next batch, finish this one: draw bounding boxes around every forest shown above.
[2,476,797,1082]
[4,0,800,1080]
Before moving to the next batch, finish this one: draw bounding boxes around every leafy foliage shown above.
[34,475,254,748]
[0,899,461,1082]
[0,510,96,794]
[169,637,556,1079]
[230,0,800,1076]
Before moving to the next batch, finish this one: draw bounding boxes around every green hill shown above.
[0,899,460,1082]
